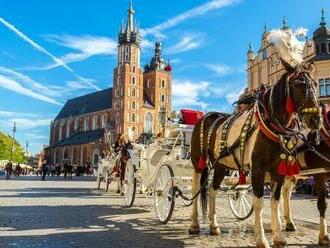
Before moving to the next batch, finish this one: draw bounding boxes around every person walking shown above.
[5,161,13,180]
[41,160,47,181]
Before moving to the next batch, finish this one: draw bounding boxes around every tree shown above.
[0,131,26,163]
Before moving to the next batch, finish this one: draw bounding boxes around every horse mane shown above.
[269,72,288,118]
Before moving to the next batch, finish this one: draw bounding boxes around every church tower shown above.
[112,1,144,139]
[143,41,172,133]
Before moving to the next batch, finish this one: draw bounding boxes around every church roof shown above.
[51,129,105,147]
[55,88,112,120]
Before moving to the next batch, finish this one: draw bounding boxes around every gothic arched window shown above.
[132,101,136,109]
[144,112,153,133]
[132,113,136,122]
[132,88,136,97]
[125,46,129,62]
[161,80,165,88]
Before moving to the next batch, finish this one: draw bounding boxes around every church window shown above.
[133,66,136,73]
[161,94,165,102]
[132,113,136,122]
[161,80,165,88]
[132,88,136,97]
[262,49,267,60]
[132,101,136,109]
[144,112,153,133]
[132,76,136,85]
[321,43,326,53]
[125,46,129,62]
[118,75,121,85]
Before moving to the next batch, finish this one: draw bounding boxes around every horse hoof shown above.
[256,243,270,248]
[273,239,286,248]
[285,222,297,232]
[319,234,330,246]
[188,225,200,235]
[210,226,220,236]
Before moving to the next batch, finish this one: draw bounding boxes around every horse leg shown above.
[188,169,201,234]
[209,166,226,235]
[252,169,270,248]
[314,174,329,246]
[270,179,286,248]
[282,176,297,231]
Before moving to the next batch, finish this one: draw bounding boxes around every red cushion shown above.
[181,109,204,125]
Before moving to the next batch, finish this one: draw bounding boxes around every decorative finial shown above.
[320,8,327,26]
[282,17,289,30]
[248,42,254,53]
[264,23,268,33]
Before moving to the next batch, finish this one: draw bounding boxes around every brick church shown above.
[46,2,172,166]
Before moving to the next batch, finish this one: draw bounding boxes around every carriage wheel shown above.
[123,159,136,207]
[96,174,101,189]
[228,186,254,220]
[154,164,175,224]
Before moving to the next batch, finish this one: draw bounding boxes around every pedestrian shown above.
[5,161,13,180]
[41,160,47,181]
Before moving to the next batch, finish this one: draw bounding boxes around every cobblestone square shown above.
[0,176,328,248]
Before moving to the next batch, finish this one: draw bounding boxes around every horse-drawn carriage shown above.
[122,110,254,224]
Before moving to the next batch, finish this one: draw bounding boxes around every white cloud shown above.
[226,87,245,104]
[42,35,118,69]
[167,33,204,54]
[0,17,99,90]
[6,118,52,130]
[142,0,241,37]
[205,63,245,76]
[172,79,210,109]
[0,75,61,105]
[0,111,39,118]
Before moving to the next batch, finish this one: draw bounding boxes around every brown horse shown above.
[189,62,322,248]
[282,106,330,246]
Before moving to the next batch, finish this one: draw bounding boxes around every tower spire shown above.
[127,0,135,31]
[320,8,327,26]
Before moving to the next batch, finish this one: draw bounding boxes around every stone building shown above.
[247,10,330,104]
[46,2,172,166]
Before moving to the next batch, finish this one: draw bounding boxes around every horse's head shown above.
[282,60,321,131]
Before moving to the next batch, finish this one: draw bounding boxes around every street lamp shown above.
[10,122,16,161]
[158,106,167,137]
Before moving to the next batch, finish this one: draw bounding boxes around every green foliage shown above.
[0,131,26,163]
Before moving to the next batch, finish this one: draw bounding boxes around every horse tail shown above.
[200,166,208,222]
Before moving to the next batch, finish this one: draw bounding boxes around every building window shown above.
[132,113,136,123]
[83,119,88,131]
[92,116,98,130]
[321,43,326,53]
[132,77,135,85]
[161,94,165,102]
[74,119,79,131]
[133,66,136,73]
[66,124,70,138]
[132,101,136,109]
[125,46,129,62]
[262,49,267,60]
[144,112,153,133]
[147,80,150,88]
[161,80,165,88]
[319,78,330,97]
[132,88,136,97]
[118,75,121,85]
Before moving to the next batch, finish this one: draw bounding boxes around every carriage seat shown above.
[180,109,204,125]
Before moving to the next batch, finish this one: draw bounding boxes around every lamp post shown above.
[10,122,16,161]
[158,106,167,137]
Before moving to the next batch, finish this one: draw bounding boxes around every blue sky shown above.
[0,0,328,154]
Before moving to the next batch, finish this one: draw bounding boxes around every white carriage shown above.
[96,153,120,192]
[123,124,193,223]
